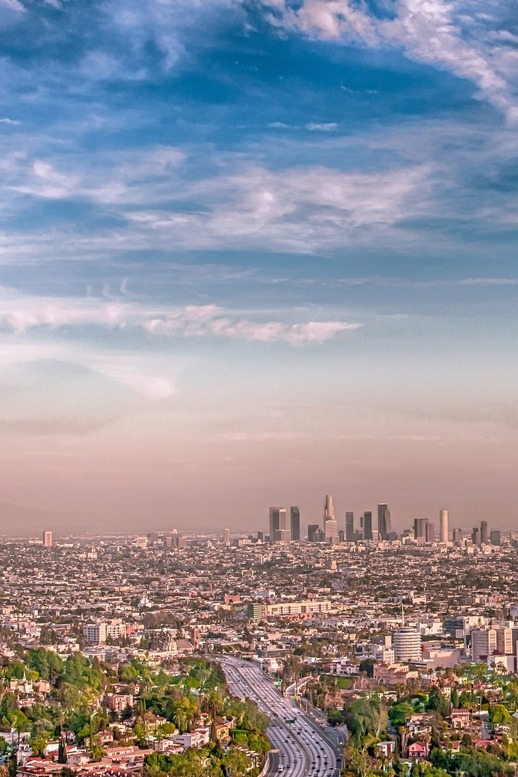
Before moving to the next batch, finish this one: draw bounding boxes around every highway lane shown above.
[218,656,343,777]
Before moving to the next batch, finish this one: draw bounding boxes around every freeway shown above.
[219,656,343,777]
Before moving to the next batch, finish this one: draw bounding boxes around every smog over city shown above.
[0,1,518,533]
[2,7,518,777]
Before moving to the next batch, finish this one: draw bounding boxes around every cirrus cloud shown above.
[0,289,362,345]
[265,0,518,122]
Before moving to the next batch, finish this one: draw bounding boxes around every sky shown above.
[1,0,518,535]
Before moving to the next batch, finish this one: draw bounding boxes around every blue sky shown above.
[1,0,518,534]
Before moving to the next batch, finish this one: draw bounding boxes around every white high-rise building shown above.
[324,518,338,544]
[83,618,127,645]
[439,509,449,543]
[324,495,338,543]
[42,530,53,547]
[471,628,497,662]
[324,494,334,519]
[393,627,422,663]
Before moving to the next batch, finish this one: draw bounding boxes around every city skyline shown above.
[16,504,502,540]
[1,2,518,531]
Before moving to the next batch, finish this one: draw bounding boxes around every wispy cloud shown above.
[0,289,362,345]
[220,432,305,441]
[145,306,361,344]
[266,0,518,121]
[306,122,338,131]
[0,0,25,12]
[0,143,433,254]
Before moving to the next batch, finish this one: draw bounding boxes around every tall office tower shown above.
[345,512,355,542]
[324,494,334,519]
[323,494,338,543]
[307,524,320,542]
[472,527,480,545]
[393,627,422,663]
[480,520,489,545]
[269,507,287,542]
[290,507,301,541]
[413,518,427,540]
[439,509,449,543]
[471,627,497,661]
[224,528,230,546]
[363,511,373,541]
[425,521,435,543]
[325,518,339,544]
[42,530,53,547]
[490,530,501,546]
[452,528,463,544]
[378,503,392,540]
[496,627,513,655]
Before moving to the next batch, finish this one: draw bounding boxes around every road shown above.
[219,655,343,777]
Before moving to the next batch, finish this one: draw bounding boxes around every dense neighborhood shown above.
[2,529,518,775]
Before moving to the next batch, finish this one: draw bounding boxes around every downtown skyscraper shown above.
[377,503,392,540]
[269,507,289,542]
[290,506,301,542]
[439,509,449,543]
[345,511,355,542]
[323,494,338,543]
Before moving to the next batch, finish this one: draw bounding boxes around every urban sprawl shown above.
[1,496,518,777]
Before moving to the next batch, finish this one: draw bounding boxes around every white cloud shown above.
[0,339,183,403]
[7,146,185,204]
[0,288,362,345]
[123,162,431,251]
[0,142,431,252]
[0,291,129,333]
[306,122,338,131]
[0,0,25,12]
[269,0,518,121]
[0,117,21,125]
[145,305,361,344]
[93,0,239,79]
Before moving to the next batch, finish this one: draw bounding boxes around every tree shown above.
[29,732,50,757]
[346,744,370,777]
[57,732,67,764]
[222,749,248,776]
[489,704,512,726]
[27,649,63,685]
[358,660,374,678]
[426,687,450,718]
[389,702,414,728]
[344,695,388,742]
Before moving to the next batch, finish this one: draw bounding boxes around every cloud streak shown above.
[267,0,518,121]
[0,290,361,345]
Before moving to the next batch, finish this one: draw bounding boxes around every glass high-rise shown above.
[378,503,391,540]
[345,512,354,541]
[290,506,300,541]
[363,511,373,541]
[269,507,288,542]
